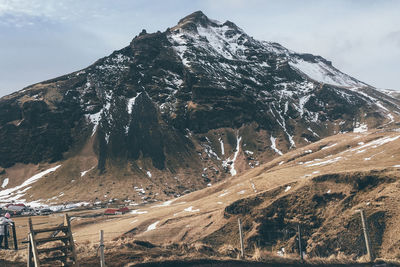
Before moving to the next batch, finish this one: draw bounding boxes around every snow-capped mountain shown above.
[0,11,399,203]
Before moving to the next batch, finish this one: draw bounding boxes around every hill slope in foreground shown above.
[4,124,400,266]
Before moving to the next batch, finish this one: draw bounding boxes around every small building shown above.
[104,208,118,215]
[118,207,129,214]
[104,207,129,215]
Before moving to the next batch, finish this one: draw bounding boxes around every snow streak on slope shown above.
[222,135,242,176]
[289,58,366,88]
[0,165,61,202]
[146,221,159,232]
[1,178,8,188]
[270,136,283,156]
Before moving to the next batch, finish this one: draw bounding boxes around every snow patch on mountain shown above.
[81,166,95,177]
[86,110,102,136]
[230,135,242,176]
[1,178,8,188]
[184,206,200,212]
[219,137,225,155]
[127,93,142,114]
[270,136,283,156]
[0,165,61,202]
[353,123,368,133]
[289,58,366,88]
[146,221,159,231]
[306,156,343,167]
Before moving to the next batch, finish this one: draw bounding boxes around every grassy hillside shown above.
[4,125,400,265]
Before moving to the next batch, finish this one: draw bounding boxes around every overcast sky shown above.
[0,0,399,97]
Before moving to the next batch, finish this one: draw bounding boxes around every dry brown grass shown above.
[306,252,357,265]
[218,244,239,258]
[4,127,400,265]
[0,249,26,264]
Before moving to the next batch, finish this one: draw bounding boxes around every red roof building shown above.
[104,207,129,215]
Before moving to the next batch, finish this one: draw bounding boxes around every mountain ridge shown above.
[0,11,399,204]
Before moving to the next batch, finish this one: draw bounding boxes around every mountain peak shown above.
[178,11,209,25]
[1,10,399,209]
[175,11,221,31]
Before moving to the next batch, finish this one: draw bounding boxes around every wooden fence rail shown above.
[27,214,79,267]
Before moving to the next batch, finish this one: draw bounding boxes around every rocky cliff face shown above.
[0,11,399,202]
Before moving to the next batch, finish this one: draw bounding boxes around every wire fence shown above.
[2,208,384,265]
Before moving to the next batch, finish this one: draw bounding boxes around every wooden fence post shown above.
[11,223,18,250]
[4,224,8,249]
[27,234,33,267]
[238,218,244,259]
[356,209,373,262]
[297,224,303,260]
[99,230,105,267]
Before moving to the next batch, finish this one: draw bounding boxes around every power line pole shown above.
[238,218,244,259]
[356,209,373,262]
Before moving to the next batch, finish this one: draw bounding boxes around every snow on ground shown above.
[203,144,221,160]
[1,178,8,188]
[130,210,148,215]
[184,206,200,212]
[127,93,142,114]
[134,187,146,194]
[245,150,254,155]
[387,113,394,124]
[0,165,61,202]
[288,58,365,88]
[237,190,246,195]
[306,157,343,167]
[218,191,229,198]
[219,137,225,155]
[284,186,291,192]
[350,135,400,153]
[307,127,319,137]
[270,136,283,155]
[230,135,242,176]
[251,183,257,193]
[222,135,242,176]
[321,143,337,150]
[80,166,95,177]
[85,109,103,137]
[146,171,152,178]
[152,199,175,208]
[298,95,311,117]
[353,123,368,133]
[146,221,159,232]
